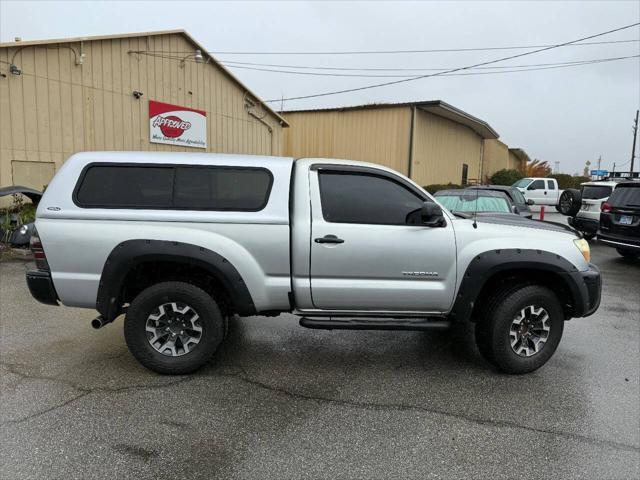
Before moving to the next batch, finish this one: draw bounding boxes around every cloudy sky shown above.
[1,0,639,174]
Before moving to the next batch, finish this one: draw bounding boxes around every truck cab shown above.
[513,177,561,206]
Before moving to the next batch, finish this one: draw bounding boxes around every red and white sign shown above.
[149,100,207,149]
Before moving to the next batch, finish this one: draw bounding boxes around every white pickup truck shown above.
[513,177,563,207]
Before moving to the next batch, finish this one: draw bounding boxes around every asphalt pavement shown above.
[1,220,639,479]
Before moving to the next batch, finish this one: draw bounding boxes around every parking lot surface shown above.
[1,228,639,479]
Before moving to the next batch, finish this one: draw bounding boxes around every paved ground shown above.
[1,219,639,479]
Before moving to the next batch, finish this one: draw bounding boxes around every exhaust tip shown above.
[91,316,105,329]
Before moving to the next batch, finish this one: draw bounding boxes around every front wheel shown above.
[475,284,564,374]
[124,281,225,374]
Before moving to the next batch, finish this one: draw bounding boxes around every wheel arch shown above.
[450,249,585,322]
[97,240,256,322]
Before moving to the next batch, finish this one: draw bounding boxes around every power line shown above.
[262,23,640,103]
[223,55,638,78]
[219,52,640,71]
[207,38,640,55]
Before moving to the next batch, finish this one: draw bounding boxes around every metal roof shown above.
[0,29,288,127]
[508,148,531,163]
[281,100,498,139]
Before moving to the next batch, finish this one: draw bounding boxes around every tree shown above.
[521,159,552,177]
[490,169,524,186]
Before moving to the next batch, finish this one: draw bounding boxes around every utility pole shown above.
[631,109,639,173]
[597,155,602,171]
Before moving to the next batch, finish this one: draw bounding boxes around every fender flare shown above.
[449,248,586,321]
[96,239,256,321]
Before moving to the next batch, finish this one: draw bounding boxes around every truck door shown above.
[527,179,548,204]
[308,165,457,313]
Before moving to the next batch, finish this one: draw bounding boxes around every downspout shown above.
[247,110,274,155]
[478,136,485,185]
[407,106,416,179]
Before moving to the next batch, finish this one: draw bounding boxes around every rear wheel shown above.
[124,281,224,374]
[475,284,564,374]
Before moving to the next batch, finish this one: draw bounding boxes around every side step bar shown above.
[299,317,451,331]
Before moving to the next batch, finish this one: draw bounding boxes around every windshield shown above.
[436,194,511,213]
[581,185,612,200]
[512,178,533,188]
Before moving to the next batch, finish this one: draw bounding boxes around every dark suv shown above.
[598,182,640,259]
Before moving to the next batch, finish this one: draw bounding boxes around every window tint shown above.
[608,186,640,207]
[530,180,545,190]
[581,185,612,200]
[76,165,174,208]
[318,171,423,225]
[174,167,272,210]
[75,164,272,210]
[547,180,555,190]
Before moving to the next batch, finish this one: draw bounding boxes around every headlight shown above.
[573,238,590,263]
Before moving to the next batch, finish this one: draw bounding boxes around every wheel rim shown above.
[509,305,551,357]
[145,302,202,357]
[560,195,572,213]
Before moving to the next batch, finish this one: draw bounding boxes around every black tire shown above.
[616,247,640,259]
[582,232,596,241]
[124,281,224,374]
[558,189,581,216]
[475,284,564,374]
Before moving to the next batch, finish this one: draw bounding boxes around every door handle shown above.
[315,234,345,244]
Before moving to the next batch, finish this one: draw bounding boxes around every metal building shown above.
[483,139,527,177]
[282,101,501,186]
[0,30,288,189]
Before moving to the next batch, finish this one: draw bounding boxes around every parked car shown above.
[466,185,534,219]
[27,152,600,375]
[567,181,618,240]
[597,181,640,259]
[0,185,42,247]
[434,189,517,216]
[513,177,563,207]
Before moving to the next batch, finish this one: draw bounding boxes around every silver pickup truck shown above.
[26,152,601,375]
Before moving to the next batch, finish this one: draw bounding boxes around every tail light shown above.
[601,202,612,213]
[30,228,50,271]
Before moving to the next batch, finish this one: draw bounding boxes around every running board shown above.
[299,316,451,331]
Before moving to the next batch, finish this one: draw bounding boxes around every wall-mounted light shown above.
[132,90,143,99]
[180,49,204,68]
[9,64,21,75]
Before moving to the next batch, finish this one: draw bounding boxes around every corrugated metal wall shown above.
[0,33,284,189]
[283,107,412,175]
[410,109,482,186]
[508,151,523,170]
[482,139,510,179]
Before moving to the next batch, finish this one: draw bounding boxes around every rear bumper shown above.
[597,232,640,250]
[26,269,59,306]
[568,216,599,234]
[565,264,601,318]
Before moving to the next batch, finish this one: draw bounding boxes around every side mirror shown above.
[511,205,519,214]
[421,201,446,227]
[526,199,535,205]
[527,185,536,191]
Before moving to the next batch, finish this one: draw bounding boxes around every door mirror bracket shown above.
[420,201,446,227]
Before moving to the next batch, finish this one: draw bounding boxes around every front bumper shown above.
[568,216,599,235]
[564,263,601,318]
[26,269,59,306]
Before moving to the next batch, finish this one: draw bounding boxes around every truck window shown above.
[75,164,272,210]
[530,180,545,190]
[607,186,640,207]
[513,178,532,188]
[547,180,555,190]
[318,171,423,225]
[174,167,272,210]
[75,165,174,208]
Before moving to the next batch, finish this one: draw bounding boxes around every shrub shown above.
[423,183,463,194]
[490,169,524,186]
[547,174,574,190]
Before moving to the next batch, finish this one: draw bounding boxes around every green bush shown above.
[547,174,574,189]
[490,169,524,186]
[570,176,590,189]
[423,183,463,194]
